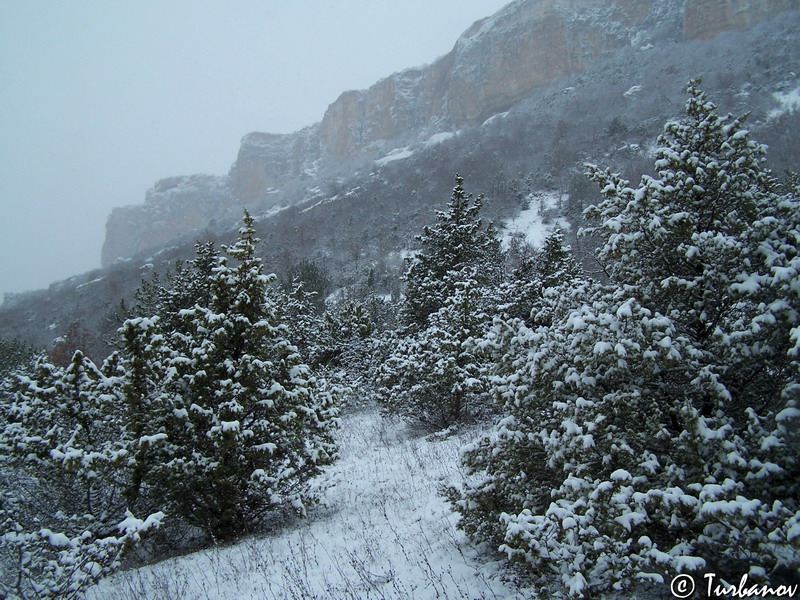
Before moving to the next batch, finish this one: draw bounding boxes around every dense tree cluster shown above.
[0,212,339,598]
[450,81,800,596]
[1,83,797,598]
[400,175,503,332]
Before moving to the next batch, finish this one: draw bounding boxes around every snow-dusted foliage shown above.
[497,229,581,325]
[0,212,340,596]
[401,175,502,331]
[0,340,37,382]
[129,242,218,336]
[383,177,504,430]
[457,281,695,595]
[272,280,336,369]
[452,82,800,597]
[320,296,397,409]
[379,277,495,430]
[1,351,164,599]
[147,211,339,542]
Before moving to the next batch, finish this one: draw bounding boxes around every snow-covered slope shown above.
[501,191,571,249]
[89,409,531,600]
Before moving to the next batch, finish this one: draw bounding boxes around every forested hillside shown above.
[2,2,799,360]
[2,82,798,598]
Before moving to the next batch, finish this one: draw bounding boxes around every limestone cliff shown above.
[683,0,797,40]
[102,0,798,266]
[229,126,322,205]
[318,0,652,159]
[228,0,796,201]
[102,175,232,267]
[233,0,653,201]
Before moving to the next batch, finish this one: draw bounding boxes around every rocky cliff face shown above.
[318,0,652,159]
[683,0,797,40]
[102,175,232,267]
[101,0,797,267]
[229,126,322,205]
[230,0,653,202]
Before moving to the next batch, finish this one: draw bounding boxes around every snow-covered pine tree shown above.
[0,351,163,599]
[401,175,503,331]
[379,176,505,429]
[281,259,331,316]
[325,298,377,342]
[273,280,331,367]
[130,241,218,336]
[0,340,36,379]
[452,81,800,596]
[379,274,496,430]
[535,229,582,290]
[582,80,800,580]
[159,211,339,542]
[498,229,582,325]
[584,80,774,349]
[320,295,398,410]
[454,279,693,597]
[103,316,176,515]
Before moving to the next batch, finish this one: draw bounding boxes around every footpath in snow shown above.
[91,409,531,600]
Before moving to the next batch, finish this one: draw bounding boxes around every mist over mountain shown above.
[3,2,800,598]
[2,0,799,354]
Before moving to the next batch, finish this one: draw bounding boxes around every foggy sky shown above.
[0,0,510,303]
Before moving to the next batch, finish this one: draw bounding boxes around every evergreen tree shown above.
[453,82,800,596]
[535,229,582,290]
[0,213,342,595]
[584,79,776,352]
[157,211,339,541]
[498,229,581,324]
[130,241,218,336]
[280,259,331,315]
[321,295,398,409]
[0,339,37,393]
[1,351,163,599]
[401,175,502,330]
[380,276,495,430]
[103,316,176,515]
[274,281,331,367]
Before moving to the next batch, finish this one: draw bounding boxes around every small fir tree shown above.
[130,241,218,336]
[498,229,582,325]
[158,211,339,541]
[380,276,495,430]
[401,175,503,331]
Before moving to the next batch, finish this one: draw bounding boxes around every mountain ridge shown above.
[4,0,799,357]
[100,0,727,267]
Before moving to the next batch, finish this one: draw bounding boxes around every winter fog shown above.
[0,0,508,302]
[2,1,799,598]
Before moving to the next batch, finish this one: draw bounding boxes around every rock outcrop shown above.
[233,0,653,201]
[102,0,798,266]
[317,0,651,159]
[229,126,322,205]
[683,0,797,40]
[102,175,232,266]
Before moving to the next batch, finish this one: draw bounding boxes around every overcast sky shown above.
[0,0,510,302]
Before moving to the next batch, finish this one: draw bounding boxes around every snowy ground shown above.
[89,409,532,600]
[501,191,570,249]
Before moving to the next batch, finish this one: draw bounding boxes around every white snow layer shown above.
[624,85,643,98]
[89,410,530,600]
[501,191,569,249]
[374,147,414,167]
[767,84,800,120]
[423,131,456,147]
